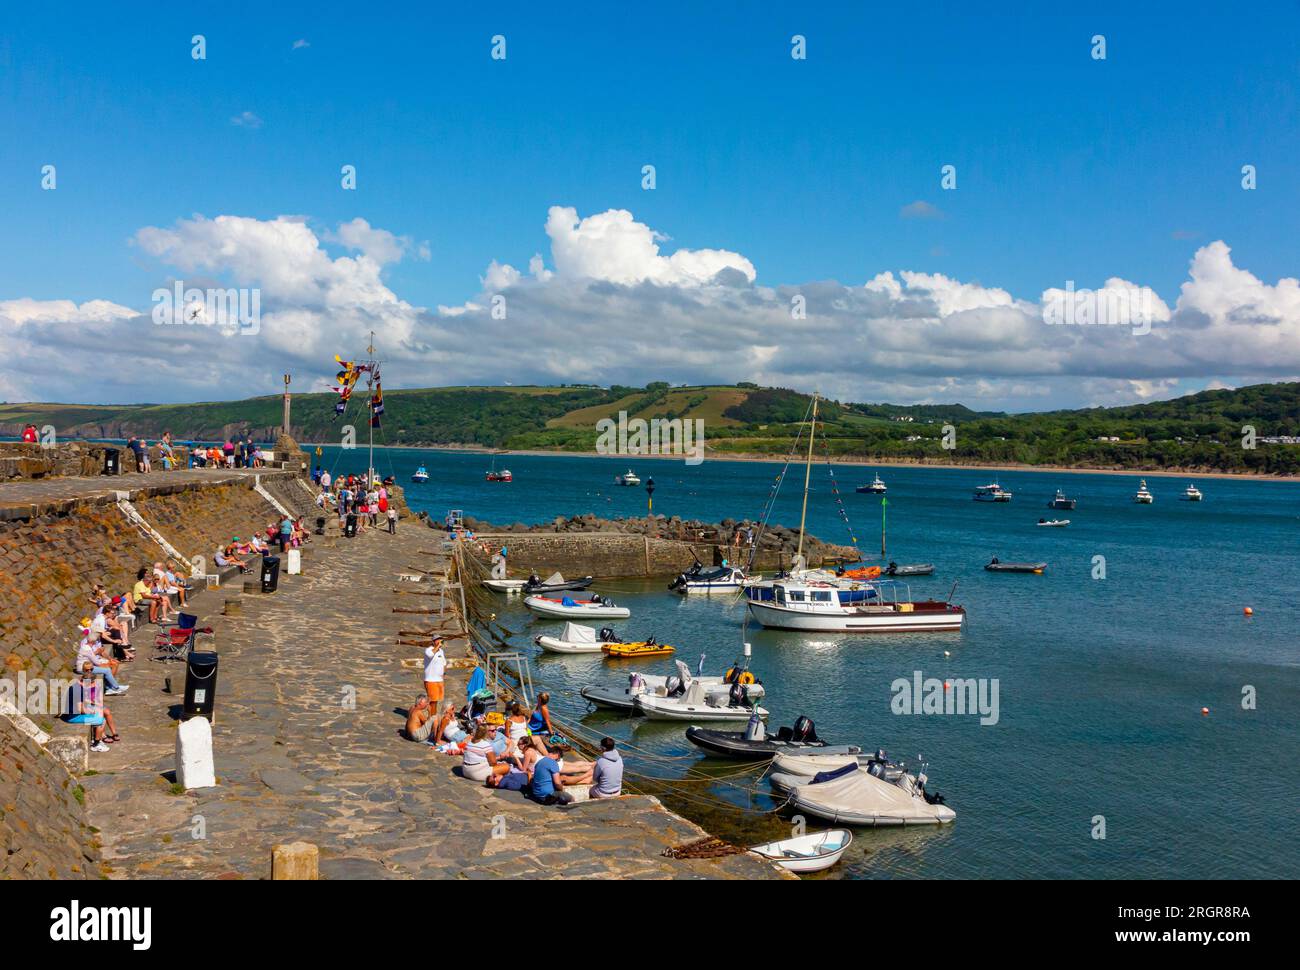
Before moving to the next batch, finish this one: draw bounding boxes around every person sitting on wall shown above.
[215,544,249,574]
[590,737,624,798]
[132,567,171,624]
[20,424,38,443]
[74,625,127,694]
[73,661,120,752]
[92,604,134,662]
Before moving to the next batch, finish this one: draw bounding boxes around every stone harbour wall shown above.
[0,702,97,879]
[0,473,317,680]
[0,440,194,481]
[461,524,857,578]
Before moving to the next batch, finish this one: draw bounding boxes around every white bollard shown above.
[286,548,302,575]
[175,716,217,790]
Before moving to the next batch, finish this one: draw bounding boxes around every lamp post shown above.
[645,476,655,516]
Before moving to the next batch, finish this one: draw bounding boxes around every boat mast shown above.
[795,394,818,564]
[881,495,888,559]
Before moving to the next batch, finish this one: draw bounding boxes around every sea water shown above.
[318,445,1300,879]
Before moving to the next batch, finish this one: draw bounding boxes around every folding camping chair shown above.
[153,612,211,662]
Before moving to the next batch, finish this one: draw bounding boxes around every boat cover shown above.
[543,572,566,586]
[786,768,950,823]
[561,622,597,644]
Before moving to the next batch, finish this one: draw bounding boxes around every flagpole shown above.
[881,495,888,559]
[367,330,375,486]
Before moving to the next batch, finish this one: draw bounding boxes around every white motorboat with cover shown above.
[523,594,630,620]
[769,759,955,826]
[747,829,853,874]
[668,560,751,594]
[985,558,1046,573]
[685,715,861,760]
[523,572,595,595]
[772,747,906,780]
[634,659,767,721]
[534,622,618,654]
[580,651,766,710]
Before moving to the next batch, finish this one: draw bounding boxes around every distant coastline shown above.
[301,441,1300,482]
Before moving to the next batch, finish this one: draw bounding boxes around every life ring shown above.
[725,668,756,685]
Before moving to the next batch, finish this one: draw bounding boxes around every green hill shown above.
[3,381,1298,474]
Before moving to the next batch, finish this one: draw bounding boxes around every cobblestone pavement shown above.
[82,526,782,880]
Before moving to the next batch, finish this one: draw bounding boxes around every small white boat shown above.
[524,594,630,620]
[1036,518,1070,527]
[973,482,1012,502]
[411,466,429,483]
[772,751,871,776]
[856,474,887,494]
[635,662,767,721]
[614,469,641,486]
[770,764,956,826]
[1133,479,1154,504]
[582,658,766,711]
[748,829,853,874]
[534,621,610,654]
[668,563,751,595]
[482,578,527,594]
[1182,484,1203,501]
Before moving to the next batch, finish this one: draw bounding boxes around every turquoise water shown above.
[321,446,1300,879]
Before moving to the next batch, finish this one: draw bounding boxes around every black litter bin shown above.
[345,513,358,538]
[260,555,281,593]
[183,652,219,722]
[314,516,326,536]
[102,448,120,476]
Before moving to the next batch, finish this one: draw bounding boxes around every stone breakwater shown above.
[1,700,98,879]
[0,467,316,680]
[443,513,859,578]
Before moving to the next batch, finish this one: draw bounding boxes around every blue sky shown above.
[0,2,1297,408]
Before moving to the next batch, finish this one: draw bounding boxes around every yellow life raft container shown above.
[724,668,756,685]
[602,641,676,658]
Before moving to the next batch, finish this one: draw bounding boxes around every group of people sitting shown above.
[190,436,266,469]
[406,651,624,805]
[70,582,145,752]
[213,516,310,572]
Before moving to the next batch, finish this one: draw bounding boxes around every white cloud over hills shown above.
[2,207,1297,410]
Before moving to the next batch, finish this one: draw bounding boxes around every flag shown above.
[370,383,384,428]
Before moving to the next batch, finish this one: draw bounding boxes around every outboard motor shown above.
[599,626,618,644]
[791,715,818,743]
[669,572,687,591]
[600,596,613,607]
[743,713,766,741]
[629,672,645,692]
[664,675,681,695]
[729,679,748,708]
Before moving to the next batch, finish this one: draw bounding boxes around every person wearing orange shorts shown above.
[423,637,446,703]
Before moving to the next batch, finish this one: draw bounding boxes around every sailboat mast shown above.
[881,496,888,559]
[795,394,818,563]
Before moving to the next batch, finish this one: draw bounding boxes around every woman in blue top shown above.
[527,692,553,737]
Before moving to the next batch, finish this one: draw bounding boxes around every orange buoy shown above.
[1201,707,1210,716]
[1243,607,1253,616]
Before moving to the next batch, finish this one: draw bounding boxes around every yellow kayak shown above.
[602,641,676,658]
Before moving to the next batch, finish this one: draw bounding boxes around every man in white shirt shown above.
[423,637,446,704]
[320,470,332,490]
